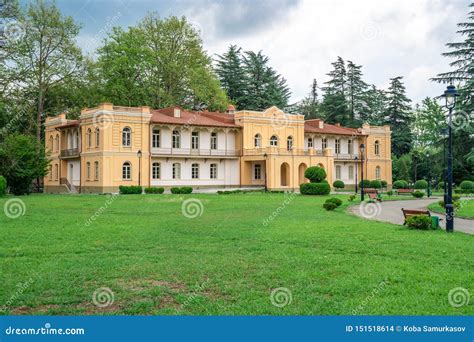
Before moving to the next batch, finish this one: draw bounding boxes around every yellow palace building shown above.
[44,103,392,193]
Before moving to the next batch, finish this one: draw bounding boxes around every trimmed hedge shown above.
[323,202,337,211]
[414,180,428,189]
[412,191,425,198]
[333,180,345,189]
[359,179,372,188]
[381,180,388,188]
[370,180,382,189]
[406,215,433,230]
[393,180,409,189]
[144,187,164,194]
[300,182,330,195]
[119,185,142,194]
[170,187,193,194]
[459,180,474,193]
[304,166,326,183]
[325,197,342,207]
[0,176,6,196]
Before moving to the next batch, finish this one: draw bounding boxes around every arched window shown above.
[336,165,341,179]
[86,162,91,180]
[254,134,262,148]
[87,128,92,148]
[335,139,341,154]
[172,163,181,179]
[307,137,313,148]
[191,131,199,150]
[54,164,58,180]
[375,166,381,180]
[95,128,100,147]
[270,135,278,147]
[348,139,353,154]
[172,130,181,149]
[122,162,131,180]
[152,128,160,148]
[287,136,293,151]
[49,165,53,181]
[322,138,327,149]
[152,162,161,179]
[210,132,218,150]
[210,163,218,179]
[122,127,131,147]
[94,161,99,180]
[374,140,380,156]
[49,136,54,151]
[191,163,199,179]
[55,134,59,152]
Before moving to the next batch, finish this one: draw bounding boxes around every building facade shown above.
[44,103,392,193]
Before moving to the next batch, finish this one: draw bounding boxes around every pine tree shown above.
[297,79,321,119]
[384,76,413,157]
[320,57,350,125]
[346,61,369,125]
[214,45,246,108]
[362,85,387,125]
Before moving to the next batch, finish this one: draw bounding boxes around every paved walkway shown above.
[349,197,474,235]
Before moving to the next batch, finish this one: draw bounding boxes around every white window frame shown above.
[86,162,91,180]
[210,132,218,150]
[87,128,92,148]
[287,136,293,151]
[152,162,161,179]
[254,134,261,148]
[335,139,341,155]
[375,140,380,156]
[191,131,199,150]
[254,164,262,180]
[172,130,181,149]
[270,135,278,147]
[375,166,381,180]
[348,165,354,180]
[336,165,341,180]
[95,128,100,147]
[210,163,218,179]
[122,127,131,147]
[152,129,160,148]
[172,163,181,179]
[308,137,313,148]
[322,138,327,149]
[122,162,131,180]
[348,139,353,154]
[191,163,199,179]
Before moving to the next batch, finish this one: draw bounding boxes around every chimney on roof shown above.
[226,104,236,114]
[319,120,324,129]
[174,108,181,118]
[335,123,341,127]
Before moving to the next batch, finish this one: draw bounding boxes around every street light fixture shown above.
[360,143,365,201]
[441,85,459,233]
[354,156,358,194]
[137,149,142,187]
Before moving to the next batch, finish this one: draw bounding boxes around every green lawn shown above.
[429,198,474,219]
[0,193,472,315]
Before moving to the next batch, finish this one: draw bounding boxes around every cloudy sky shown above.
[27,0,471,104]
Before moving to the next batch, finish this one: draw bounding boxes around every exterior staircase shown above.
[60,178,78,194]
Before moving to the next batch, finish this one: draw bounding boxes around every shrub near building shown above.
[300,166,330,195]
[0,176,6,196]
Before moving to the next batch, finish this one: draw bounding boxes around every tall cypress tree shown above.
[214,45,246,108]
[297,79,321,119]
[384,76,413,157]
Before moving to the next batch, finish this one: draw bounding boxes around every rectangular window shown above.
[210,133,218,150]
[191,132,199,150]
[254,164,262,180]
[172,130,181,149]
[322,138,327,149]
[86,162,91,180]
[122,163,131,180]
[210,164,217,179]
[335,139,341,154]
[55,164,58,181]
[152,129,160,148]
[348,140,353,154]
[173,163,181,179]
[152,163,160,179]
[348,166,354,180]
[336,165,341,180]
[308,138,313,148]
[192,163,199,179]
[94,161,99,181]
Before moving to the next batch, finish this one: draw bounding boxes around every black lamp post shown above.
[137,149,142,187]
[264,153,268,192]
[360,143,365,201]
[441,85,458,233]
[354,156,358,194]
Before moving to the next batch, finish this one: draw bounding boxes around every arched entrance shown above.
[298,163,308,184]
[280,162,290,187]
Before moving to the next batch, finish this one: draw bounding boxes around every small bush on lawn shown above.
[459,180,474,193]
[144,187,164,194]
[412,191,425,198]
[326,197,342,207]
[387,190,394,196]
[406,215,433,230]
[300,182,330,195]
[333,180,345,189]
[381,180,388,188]
[452,194,461,201]
[393,180,409,189]
[323,202,337,211]
[0,176,6,196]
[348,195,356,202]
[119,185,142,194]
[304,166,326,183]
[438,200,461,209]
[370,180,382,189]
[170,187,193,194]
[414,179,428,189]
[359,179,372,189]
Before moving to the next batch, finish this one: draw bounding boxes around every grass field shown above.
[428,198,474,219]
[0,193,472,315]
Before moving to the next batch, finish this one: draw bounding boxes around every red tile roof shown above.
[150,107,239,128]
[55,120,80,129]
[304,119,364,136]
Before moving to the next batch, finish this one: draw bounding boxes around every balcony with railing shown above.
[334,153,359,160]
[243,148,324,156]
[151,147,240,157]
[60,148,80,158]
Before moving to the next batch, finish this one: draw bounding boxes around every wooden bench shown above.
[364,188,382,202]
[397,189,414,195]
[401,208,430,225]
